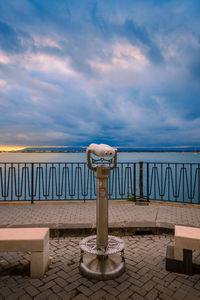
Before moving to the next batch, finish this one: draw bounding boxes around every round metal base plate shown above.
[80,235,125,256]
[79,254,125,280]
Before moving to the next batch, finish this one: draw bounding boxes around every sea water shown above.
[0,151,199,163]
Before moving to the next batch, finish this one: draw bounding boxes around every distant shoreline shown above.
[1,150,200,153]
[1,145,200,153]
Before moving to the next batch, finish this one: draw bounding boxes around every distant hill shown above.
[116,146,200,152]
[19,146,86,152]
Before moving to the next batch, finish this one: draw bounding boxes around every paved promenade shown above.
[0,202,200,299]
[0,202,199,231]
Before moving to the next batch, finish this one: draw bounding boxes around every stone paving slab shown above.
[0,202,199,230]
[0,235,200,299]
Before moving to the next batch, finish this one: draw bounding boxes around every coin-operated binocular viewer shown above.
[79,144,125,280]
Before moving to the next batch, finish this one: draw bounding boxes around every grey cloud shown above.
[121,19,163,64]
[0,20,23,53]
[0,20,35,54]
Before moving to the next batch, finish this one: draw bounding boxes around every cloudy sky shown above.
[0,0,200,147]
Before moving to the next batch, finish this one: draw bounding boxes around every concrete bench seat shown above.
[0,228,50,278]
[174,225,200,260]
[166,225,200,275]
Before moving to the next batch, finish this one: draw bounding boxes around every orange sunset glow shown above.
[0,146,26,152]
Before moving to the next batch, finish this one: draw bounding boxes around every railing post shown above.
[147,163,149,202]
[31,163,34,204]
[134,163,136,201]
[139,162,143,199]
[4,163,6,201]
[198,164,200,204]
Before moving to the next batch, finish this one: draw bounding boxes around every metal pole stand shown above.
[79,146,125,280]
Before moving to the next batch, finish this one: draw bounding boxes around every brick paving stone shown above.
[176,276,195,287]
[51,284,63,293]
[184,295,200,300]
[0,286,13,298]
[152,276,165,286]
[137,266,151,276]
[104,294,117,300]
[77,285,93,296]
[173,289,188,300]
[39,280,56,292]
[54,277,67,288]
[184,288,200,300]
[131,293,145,300]
[48,294,61,300]
[34,289,53,300]
[6,290,26,300]
[194,283,200,291]
[129,285,147,297]
[115,273,129,284]
[106,280,118,287]
[142,280,156,292]
[25,286,40,297]
[45,266,60,276]
[103,285,120,296]
[58,290,77,300]
[15,280,31,289]
[127,270,140,280]
[140,274,153,284]
[90,281,105,291]
[181,284,200,295]
[146,288,160,300]
[64,281,80,292]
[42,273,58,283]
[128,277,144,287]
[156,284,174,297]
[168,280,182,291]
[56,270,70,280]
[66,273,82,283]
[116,281,131,292]
[30,279,43,288]
[78,278,94,288]
[118,289,133,299]
[89,289,107,300]
[74,294,89,300]
[5,277,18,288]
[126,264,138,273]
[136,261,146,269]
[189,274,200,284]
[164,273,177,283]
[19,294,32,300]
[159,293,175,300]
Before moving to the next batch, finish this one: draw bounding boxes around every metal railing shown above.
[0,162,199,204]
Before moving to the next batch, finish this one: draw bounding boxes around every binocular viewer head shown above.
[87,143,116,157]
[87,143,117,171]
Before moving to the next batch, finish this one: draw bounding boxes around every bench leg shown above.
[166,245,193,275]
[30,242,49,278]
[174,247,183,261]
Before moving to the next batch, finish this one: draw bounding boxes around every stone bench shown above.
[0,227,50,278]
[174,225,200,260]
[166,225,200,275]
